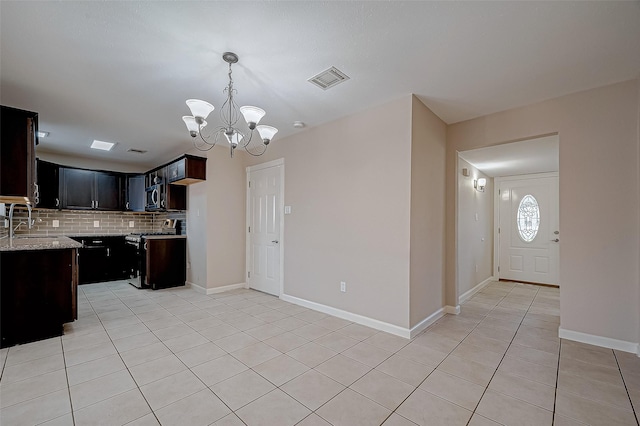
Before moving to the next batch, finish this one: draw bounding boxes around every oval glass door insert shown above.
[517,194,540,242]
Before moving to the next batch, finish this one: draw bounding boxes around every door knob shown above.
[551,239,559,242]
[272,240,279,244]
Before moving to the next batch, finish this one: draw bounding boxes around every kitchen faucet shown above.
[8,202,33,239]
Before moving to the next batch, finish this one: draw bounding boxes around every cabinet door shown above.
[126,175,145,211]
[36,160,60,209]
[95,172,121,210]
[145,238,186,289]
[61,168,94,209]
[0,106,37,203]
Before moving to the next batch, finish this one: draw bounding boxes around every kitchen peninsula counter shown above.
[1,237,79,348]
[0,236,82,252]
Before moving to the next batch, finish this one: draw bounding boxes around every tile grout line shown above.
[612,350,640,426]
[370,284,521,426]
[462,284,541,425]
[59,336,77,426]
[551,330,562,426]
[80,284,164,425]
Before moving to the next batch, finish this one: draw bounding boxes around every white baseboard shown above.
[459,276,495,304]
[186,281,206,294]
[186,281,247,295]
[409,307,448,339]
[280,293,412,339]
[559,327,639,354]
[444,305,461,315]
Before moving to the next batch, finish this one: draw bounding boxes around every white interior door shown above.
[498,174,559,285]
[247,162,282,296]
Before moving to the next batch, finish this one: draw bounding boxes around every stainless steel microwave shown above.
[145,184,164,210]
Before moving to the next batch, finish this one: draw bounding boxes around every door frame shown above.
[245,158,285,297]
[493,171,559,284]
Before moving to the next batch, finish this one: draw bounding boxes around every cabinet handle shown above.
[161,199,165,208]
[126,202,130,210]
[55,198,60,207]
[96,200,99,209]
[107,247,110,257]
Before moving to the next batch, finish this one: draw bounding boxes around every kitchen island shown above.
[0,236,81,348]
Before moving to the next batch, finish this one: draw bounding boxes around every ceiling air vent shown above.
[127,148,147,154]
[308,66,350,90]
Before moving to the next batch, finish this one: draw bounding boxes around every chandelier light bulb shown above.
[239,106,266,130]
[186,99,214,121]
[256,125,278,145]
[182,116,199,137]
[224,131,244,147]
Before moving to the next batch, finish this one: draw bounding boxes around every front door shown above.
[247,161,283,296]
[498,174,559,285]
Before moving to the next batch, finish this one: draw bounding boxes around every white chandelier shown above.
[182,52,278,157]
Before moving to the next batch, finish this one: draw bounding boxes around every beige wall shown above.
[245,97,414,328]
[186,145,247,290]
[409,96,447,327]
[456,158,493,297]
[447,79,640,344]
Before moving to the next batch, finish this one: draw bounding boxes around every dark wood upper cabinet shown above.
[95,172,120,210]
[35,159,60,209]
[61,168,122,210]
[167,155,206,185]
[125,174,145,212]
[0,106,37,204]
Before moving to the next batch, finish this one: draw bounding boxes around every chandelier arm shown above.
[240,129,255,148]
[243,142,268,157]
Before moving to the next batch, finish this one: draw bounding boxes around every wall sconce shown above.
[474,178,487,192]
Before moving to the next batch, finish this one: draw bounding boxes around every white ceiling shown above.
[459,135,559,177]
[1,1,639,167]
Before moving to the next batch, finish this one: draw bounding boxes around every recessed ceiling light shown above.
[91,140,116,151]
[37,131,49,138]
[293,121,305,128]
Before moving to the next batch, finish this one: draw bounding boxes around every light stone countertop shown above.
[0,236,83,252]
[142,235,186,240]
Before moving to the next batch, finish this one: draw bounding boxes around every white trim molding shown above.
[459,276,495,304]
[281,293,413,339]
[187,281,247,295]
[559,327,640,354]
[409,307,448,339]
[444,305,461,315]
[280,293,456,340]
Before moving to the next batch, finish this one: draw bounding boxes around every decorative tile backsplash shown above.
[1,207,187,237]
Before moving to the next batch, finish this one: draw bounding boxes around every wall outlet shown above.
[93,220,100,228]
[129,220,135,228]
[284,206,292,214]
[340,281,346,292]
[52,220,60,228]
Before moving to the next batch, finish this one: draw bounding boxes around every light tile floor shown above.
[1,280,639,425]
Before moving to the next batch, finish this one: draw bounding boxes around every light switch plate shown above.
[93,220,100,228]
[52,220,60,228]
[129,221,135,228]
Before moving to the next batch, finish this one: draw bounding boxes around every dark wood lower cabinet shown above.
[73,236,130,284]
[145,238,186,289]
[0,248,78,348]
